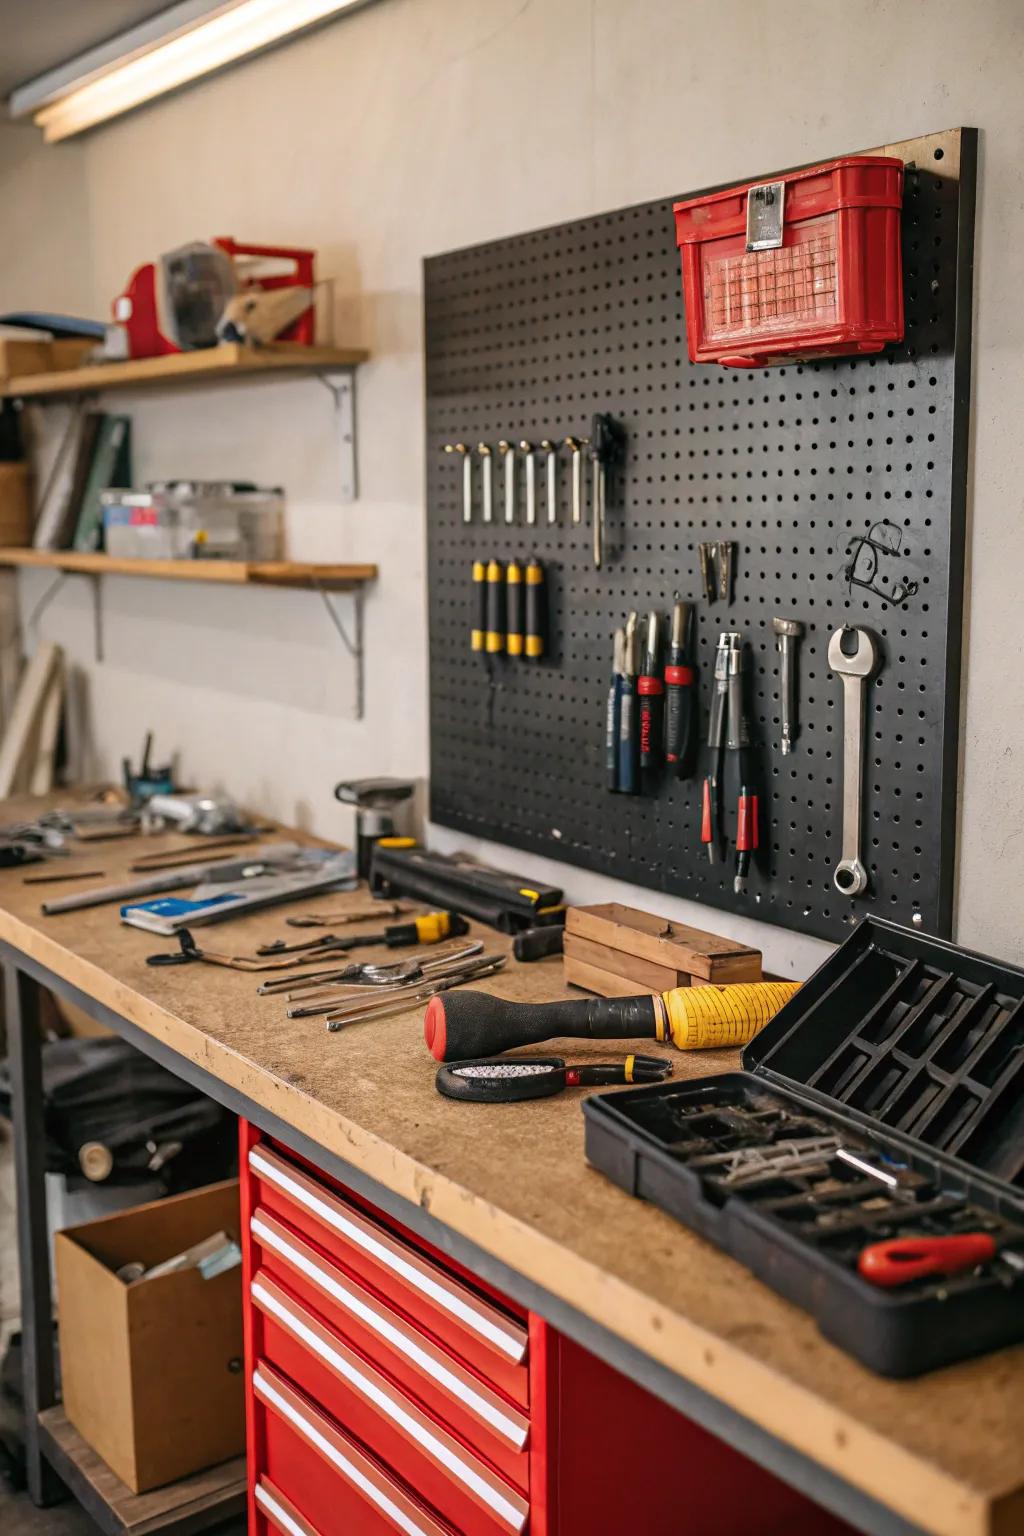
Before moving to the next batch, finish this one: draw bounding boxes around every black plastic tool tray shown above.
[582,917,1024,1376]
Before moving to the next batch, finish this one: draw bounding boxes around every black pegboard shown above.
[424,129,976,946]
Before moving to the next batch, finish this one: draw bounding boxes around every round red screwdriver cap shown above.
[424,997,447,1060]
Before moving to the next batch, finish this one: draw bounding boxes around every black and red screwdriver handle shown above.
[425,990,659,1062]
[858,1232,999,1288]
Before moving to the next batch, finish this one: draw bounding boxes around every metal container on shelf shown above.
[101,480,284,561]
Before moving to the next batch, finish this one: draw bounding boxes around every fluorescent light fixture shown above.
[10,0,376,143]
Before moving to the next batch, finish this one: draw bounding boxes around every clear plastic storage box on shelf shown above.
[101,480,284,561]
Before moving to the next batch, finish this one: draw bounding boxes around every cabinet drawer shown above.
[253,1275,528,1536]
[255,1477,320,1536]
[252,1209,529,1488]
[248,1143,528,1405]
[254,1365,457,1536]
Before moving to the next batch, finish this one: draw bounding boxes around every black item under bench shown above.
[424,128,975,945]
[583,917,1024,1377]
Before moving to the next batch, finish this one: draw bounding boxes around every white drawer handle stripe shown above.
[253,1280,526,1533]
[254,1483,317,1536]
[253,1371,437,1536]
[252,1214,527,1449]
[249,1149,526,1362]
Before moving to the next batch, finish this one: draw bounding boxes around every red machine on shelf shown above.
[673,155,904,368]
[113,237,316,359]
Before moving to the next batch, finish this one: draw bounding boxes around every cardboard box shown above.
[0,463,31,546]
[0,336,93,380]
[55,1179,244,1494]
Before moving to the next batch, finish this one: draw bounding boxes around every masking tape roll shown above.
[663,981,800,1051]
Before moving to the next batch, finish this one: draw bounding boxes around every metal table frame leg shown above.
[6,961,65,1506]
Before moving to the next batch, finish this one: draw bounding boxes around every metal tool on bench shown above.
[435,1053,672,1104]
[541,439,558,524]
[326,951,507,1032]
[828,625,880,897]
[284,939,482,996]
[520,439,536,526]
[773,616,804,755]
[286,900,410,929]
[424,978,798,1061]
[256,909,467,967]
[334,778,415,881]
[498,440,515,524]
[563,435,587,525]
[444,442,472,523]
[281,943,488,1016]
[665,599,697,778]
[476,442,493,523]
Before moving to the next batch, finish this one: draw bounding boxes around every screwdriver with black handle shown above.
[637,610,663,778]
[700,632,731,862]
[525,556,545,660]
[506,559,523,657]
[485,558,505,654]
[664,599,697,777]
[725,636,759,894]
[471,561,487,654]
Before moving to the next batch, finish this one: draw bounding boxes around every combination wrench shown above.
[828,625,879,897]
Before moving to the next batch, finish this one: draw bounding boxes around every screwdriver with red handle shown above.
[637,611,663,777]
[858,1232,1024,1288]
[664,599,697,778]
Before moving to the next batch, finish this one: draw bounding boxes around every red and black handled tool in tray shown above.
[858,1231,1024,1288]
[664,598,697,778]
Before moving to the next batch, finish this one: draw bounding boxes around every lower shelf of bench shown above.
[38,1407,246,1536]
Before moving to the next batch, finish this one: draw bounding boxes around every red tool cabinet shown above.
[240,1121,857,1535]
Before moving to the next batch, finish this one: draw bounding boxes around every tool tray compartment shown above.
[583,917,1024,1376]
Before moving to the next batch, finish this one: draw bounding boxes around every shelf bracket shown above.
[317,370,358,502]
[315,581,365,720]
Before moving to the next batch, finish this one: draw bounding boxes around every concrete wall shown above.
[10,0,1024,976]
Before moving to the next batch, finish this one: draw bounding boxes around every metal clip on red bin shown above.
[673,156,904,368]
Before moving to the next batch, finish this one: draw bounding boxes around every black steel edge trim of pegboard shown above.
[941,126,978,937]
[4,941,929,1536]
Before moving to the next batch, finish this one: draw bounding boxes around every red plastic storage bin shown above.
[673,155,904,368]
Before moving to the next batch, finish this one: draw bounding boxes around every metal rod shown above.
[6,963,64,1504]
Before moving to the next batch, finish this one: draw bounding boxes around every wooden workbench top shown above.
[1,797,1021,1536]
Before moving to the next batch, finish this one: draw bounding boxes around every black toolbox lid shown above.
[742,917,1024,1191]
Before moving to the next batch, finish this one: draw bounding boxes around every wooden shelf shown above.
[38,1406,245,1536]
[0,548,376,589]
[0,341,368,399]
